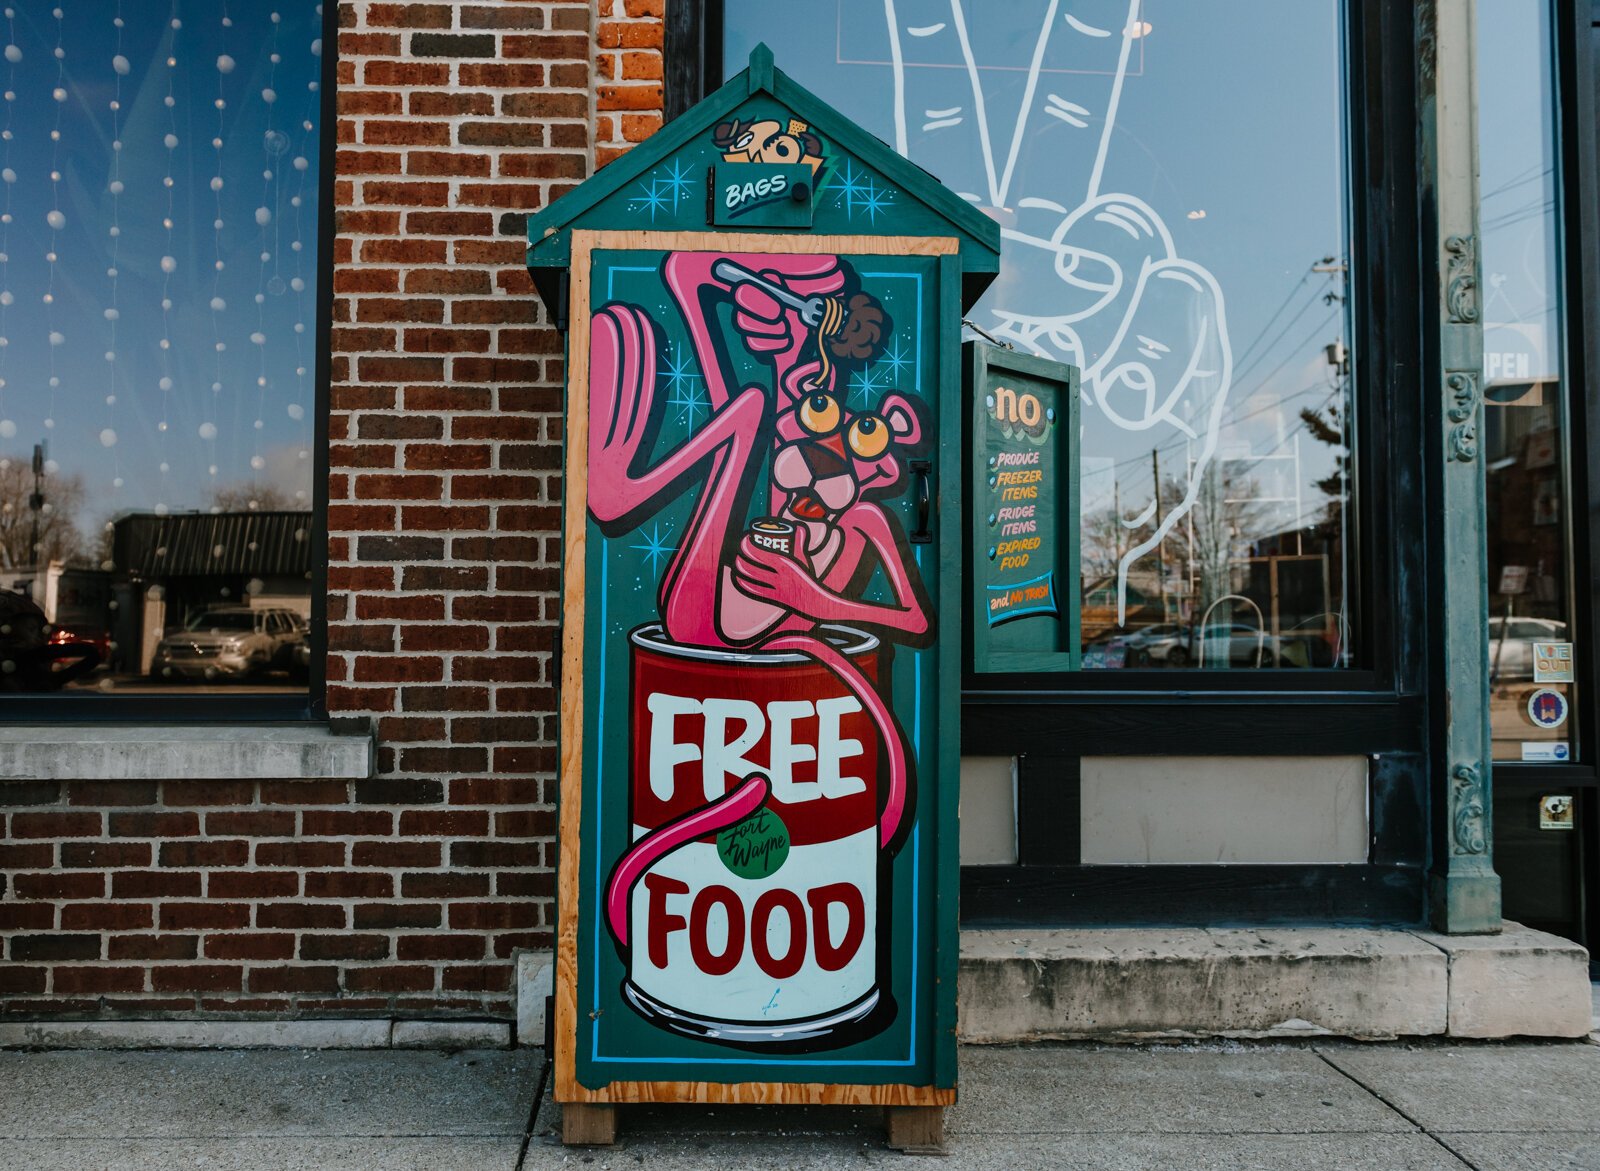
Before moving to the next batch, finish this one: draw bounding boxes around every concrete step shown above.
[958,921,1592,1042]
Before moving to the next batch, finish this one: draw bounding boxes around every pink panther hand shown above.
[732,537,838,621]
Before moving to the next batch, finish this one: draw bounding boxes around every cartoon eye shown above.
[848,414,890,458]
[770,136,799,162]
[734,131,754,150]
[799,393,841,435]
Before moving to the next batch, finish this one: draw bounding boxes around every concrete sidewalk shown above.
[3,1039,1599,1170]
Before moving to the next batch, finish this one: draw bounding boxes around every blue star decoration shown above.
[660,158,694,206]
[630,522,677,576]
[848,360,884,408]
[879,335,912,382]
[658,344,706,427]
[628,159,696,222]
[832,159,894,224]
[631,178,672,221]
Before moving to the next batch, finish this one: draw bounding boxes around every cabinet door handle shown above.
[909,459,932,544]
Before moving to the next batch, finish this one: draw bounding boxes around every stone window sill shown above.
[0,724,373,782]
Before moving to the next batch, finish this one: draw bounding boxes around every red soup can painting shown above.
[622,622,885,1046]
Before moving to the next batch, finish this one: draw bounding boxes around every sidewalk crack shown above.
[1314,1050,1479,1170]
[514,1050,553,1171]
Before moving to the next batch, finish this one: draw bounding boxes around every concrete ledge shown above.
[1411,922,1593,1038]
[0,724,373,781]
[0,1019,510,1050]
[959,921,1590,1043]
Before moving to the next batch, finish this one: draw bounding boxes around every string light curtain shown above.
[0,2,322,548]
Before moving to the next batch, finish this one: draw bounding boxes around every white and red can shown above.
[748,516,797,556]
[622,622,885,1046]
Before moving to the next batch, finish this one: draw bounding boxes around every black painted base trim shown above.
[960,864,1426,928]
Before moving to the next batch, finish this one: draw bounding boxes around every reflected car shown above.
[152,606,307,681]
[1488,616,1568,681]
[48,624,111,665]
[1122,623,1191,667]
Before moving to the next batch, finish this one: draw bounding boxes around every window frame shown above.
[698,0,1435,925]
[1,1,336,723]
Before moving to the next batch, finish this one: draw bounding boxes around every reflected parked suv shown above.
[152,606,308,681]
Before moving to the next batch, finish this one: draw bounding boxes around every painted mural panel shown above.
[572,240,947,1087]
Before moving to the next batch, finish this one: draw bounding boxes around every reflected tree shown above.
[0,453,86,572]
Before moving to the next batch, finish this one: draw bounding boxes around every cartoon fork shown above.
[711,259,828,328]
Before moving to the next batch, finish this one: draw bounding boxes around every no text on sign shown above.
[1526,688,1569,730]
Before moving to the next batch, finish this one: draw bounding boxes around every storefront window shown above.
[0,4,323,696]
[725,0,1355,670]
[1478,0,1575,761]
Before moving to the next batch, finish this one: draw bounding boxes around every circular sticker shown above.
[1527,688,1569,730]
[716,806,790,880]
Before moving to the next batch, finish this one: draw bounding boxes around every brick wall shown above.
[0,0,667,1022]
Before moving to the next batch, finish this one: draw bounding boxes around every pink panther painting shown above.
[586,249,934,1049]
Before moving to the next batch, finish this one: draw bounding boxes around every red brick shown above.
[12,872,105,900]
[352,840,441,868]
[365,2,452,28]
[299,934,390,961]
[364,120,451,147]
[161,781,256,806]
[410,92,495,117]
[398,934,486,961]
[51,966,147,995]
[10,811,102,838]
[110,811,199,838]
[346,965,436,992]
[59,902,149,931]
[261,780,350,805]
[160,903,250,931]
[208,870,300,899]
[0,966,47,994]
[447,902,542,930]
[205,933,296,961]
[257,903,347,930]
[0,842,55,868]
[151,965,244,992]
[398,809,490,837]
[160,840,249,868]
[304,871,394,899]
[204,811,297,837]
[67,780,159,806]
[301,810,393,837]
[404,269,492,295]
[353,656,444,684]
[443,963,514,992]
[108,934,199,961]
[255,841,347,868]
[362,61,450,87]
[354,902,442,929]
[249,965,341,993]
[401,872,490,899]
[111,870,201,899]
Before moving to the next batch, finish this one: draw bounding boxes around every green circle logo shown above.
[716,807,790,880]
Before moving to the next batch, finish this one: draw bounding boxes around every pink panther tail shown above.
[603,774,769,945]
[761,631,910,850]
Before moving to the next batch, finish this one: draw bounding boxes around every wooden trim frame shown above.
[556,228,960,1107]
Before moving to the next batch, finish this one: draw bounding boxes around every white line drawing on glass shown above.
[881,0,1233,623]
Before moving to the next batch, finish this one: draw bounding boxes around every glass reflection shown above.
[725,0,1354,669]
[1478,0,1574,761]
[0,4,321,695]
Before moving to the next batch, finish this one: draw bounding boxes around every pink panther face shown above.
[770,389,924,522]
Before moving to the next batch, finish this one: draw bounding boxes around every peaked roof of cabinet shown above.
[525,43,1002,315]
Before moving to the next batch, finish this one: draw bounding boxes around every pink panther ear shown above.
[879,393,925,446]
